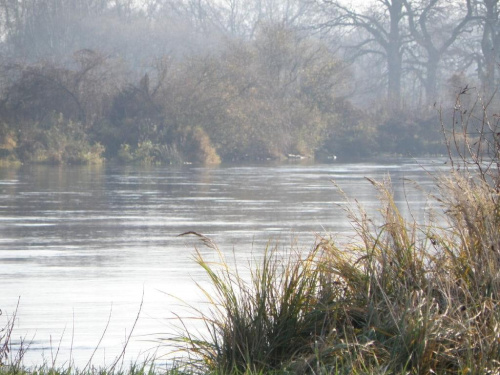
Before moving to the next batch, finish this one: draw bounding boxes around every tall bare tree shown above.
[477,0,500,97]
[317,0,408,111]
[403,0,474,105]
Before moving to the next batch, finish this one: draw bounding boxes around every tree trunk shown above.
[387,0,404,111]
[425,54,439,105]
[481,0,500,98]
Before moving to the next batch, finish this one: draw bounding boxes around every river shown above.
[0,158,447,368]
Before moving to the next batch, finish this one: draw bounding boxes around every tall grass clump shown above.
[173,89,500,374]
[172,233,336,374]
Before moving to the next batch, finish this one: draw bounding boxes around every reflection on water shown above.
[0,158,447,367]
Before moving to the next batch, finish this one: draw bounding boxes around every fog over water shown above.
[0,158,447,367]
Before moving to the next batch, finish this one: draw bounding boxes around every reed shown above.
[171,90,500,373]
[173,173,500,373]
[171,232,335,374]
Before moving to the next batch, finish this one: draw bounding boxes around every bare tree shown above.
[316,0,408,111]
[0,0,112,61]
[476,0,500,97]
[403,0,474,105]
[156,0,316,39]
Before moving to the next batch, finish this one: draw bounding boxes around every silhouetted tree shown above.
[477,0,500,97]
[316,0,407,111]
[403,0,474,105]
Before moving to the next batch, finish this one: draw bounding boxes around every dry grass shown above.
[172,167,500,373]
[170,90,500,374]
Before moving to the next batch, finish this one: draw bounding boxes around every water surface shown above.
[0,158,446,367]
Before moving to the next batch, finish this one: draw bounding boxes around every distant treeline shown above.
[0,0,497,164]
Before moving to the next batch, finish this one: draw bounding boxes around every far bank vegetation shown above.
[1,0,498,165]
[0,27,362,165]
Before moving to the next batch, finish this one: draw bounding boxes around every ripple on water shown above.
[0,160,443,367]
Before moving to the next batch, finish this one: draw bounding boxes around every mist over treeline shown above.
[0,0,497,164]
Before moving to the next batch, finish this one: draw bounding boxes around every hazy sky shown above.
[343,0,370,9]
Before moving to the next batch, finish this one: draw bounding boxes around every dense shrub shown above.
[377,110,444,156]
[17,113,104,164]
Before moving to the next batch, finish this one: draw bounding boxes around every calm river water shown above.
[0,158,447,367]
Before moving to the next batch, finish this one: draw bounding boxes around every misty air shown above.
[1,0,500,374]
